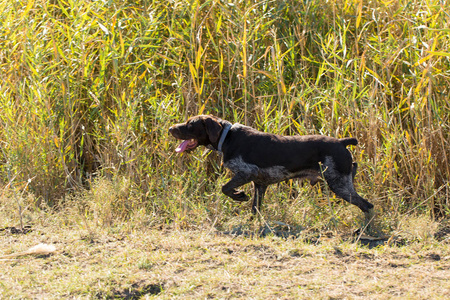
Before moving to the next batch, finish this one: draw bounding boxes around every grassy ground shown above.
[1,220,449,299]
[1,195,450,299]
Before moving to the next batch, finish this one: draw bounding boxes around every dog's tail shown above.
[339,137,358,147]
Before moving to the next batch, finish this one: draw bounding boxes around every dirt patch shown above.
[435,224,450,241]
[101,282,164,299]
[0,226,32,235]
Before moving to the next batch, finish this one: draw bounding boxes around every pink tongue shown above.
[175,140,191,153]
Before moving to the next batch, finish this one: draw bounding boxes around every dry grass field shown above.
[1,0,450,298]
[1,193,450,299]
[1,218,449,299]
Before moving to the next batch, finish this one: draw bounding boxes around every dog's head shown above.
[169,115,224,153]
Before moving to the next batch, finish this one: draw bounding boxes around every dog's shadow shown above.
[222,221,304,239]
[218,221,391,248]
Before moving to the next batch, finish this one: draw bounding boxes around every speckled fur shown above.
[224,156,320,186]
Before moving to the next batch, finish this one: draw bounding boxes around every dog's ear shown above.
[205,117,222,144]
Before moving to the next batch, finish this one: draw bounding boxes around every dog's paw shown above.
[233,191,250,202]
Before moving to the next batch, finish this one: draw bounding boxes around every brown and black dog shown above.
[169,115,374,219]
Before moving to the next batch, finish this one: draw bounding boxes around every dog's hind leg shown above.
[323,164,376,234]
[251,183,268,215]
[322,157,373,214]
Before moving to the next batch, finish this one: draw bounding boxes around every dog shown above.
[169,115,374,218]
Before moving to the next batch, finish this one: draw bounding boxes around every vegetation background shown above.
[1,0,449,228]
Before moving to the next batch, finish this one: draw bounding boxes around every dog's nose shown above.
[168,126,174,134]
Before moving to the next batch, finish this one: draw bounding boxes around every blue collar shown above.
[217,123,232,152]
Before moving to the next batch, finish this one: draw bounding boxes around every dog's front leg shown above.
[222,172,253,202]
[251,183,268,215]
